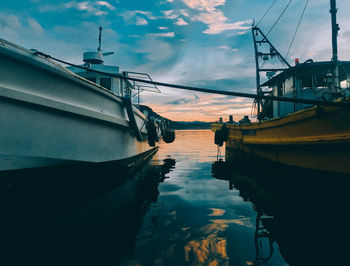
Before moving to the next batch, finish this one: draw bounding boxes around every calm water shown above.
[1,130,349,265]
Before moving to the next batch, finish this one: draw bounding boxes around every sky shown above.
[1,0,350,121]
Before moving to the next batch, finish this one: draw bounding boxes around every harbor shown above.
[1,0,350,265]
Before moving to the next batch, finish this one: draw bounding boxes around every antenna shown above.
[98,26,103,52]
[83,26,113,64]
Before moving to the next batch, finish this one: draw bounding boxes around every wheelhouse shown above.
[260,61,350,118]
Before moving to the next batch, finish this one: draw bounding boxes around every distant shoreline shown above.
[137,105,212,130]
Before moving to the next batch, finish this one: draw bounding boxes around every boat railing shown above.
[122,71,161,105]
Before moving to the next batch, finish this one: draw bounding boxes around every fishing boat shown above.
[0,27,174,172]
[212,0,350,174]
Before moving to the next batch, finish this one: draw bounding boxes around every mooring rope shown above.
[33,51,350,108]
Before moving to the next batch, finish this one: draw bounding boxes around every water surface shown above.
[2,129,348,265]
[122,130,286,266]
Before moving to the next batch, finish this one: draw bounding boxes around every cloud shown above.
[134,37,175,63]
[162,10,178,19]
[95,1,115,10]
[193,10,251,34]
[175,18,188,26]
[180,9,190,17]
[0,13,44,40]
[162,9,190,20]
[0,13,21,37]
[27,18,44,34]
[182,0,251,34]
[158,26,168,30]
[148,94,253,121]
[151,45,255,86]
[215,45,238,52]
[38,1,116,16]
[166,95,199,105]
[121,10,157,25]
[182,0,225,12]
[136,17,148,25]
[132,10,157,20]
[148,32,175,38]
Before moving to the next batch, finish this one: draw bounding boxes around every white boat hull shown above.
[0,38,155,171]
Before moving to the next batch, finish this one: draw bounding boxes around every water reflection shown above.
[0,157,175,266]
[123,130,283,266]
[5,130,343,266]
[212,159,350,265]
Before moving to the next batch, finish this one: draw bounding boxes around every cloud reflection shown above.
[208,208,226,216]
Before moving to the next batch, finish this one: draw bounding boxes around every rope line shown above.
[286,0,309,59]
[33,51,350,108]
[266,0,293,36]
[256,0,279,26]
[117,76,350,107]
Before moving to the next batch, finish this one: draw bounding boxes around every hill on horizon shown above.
[137,105,212,130]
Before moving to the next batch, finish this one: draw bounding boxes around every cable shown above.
[285,0,309,59]
[266,0,293,37]
[256,0,279,26]
[33,50,350,108]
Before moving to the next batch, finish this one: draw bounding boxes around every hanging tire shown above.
[162,129,175,143]
[160,119,175,143]
[147,119,157,147]
[214,124,228,147]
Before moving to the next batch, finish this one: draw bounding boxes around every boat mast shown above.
[252,26,290,120]
[98,26,103,52]
[252,27,261,117]
[330,0,340,90]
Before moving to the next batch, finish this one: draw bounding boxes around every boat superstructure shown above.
[0,27,170,172]
[212,0,350,174]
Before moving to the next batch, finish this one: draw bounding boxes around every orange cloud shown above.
[148,94,253,122]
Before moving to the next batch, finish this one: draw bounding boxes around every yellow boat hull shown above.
[212,105,350,174]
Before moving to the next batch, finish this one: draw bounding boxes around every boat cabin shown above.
[261,61,350,118]
[67,50,131,97]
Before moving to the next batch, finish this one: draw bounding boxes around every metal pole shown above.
[252,27,261,118]
[330,0,340,90]
[138,86,140,105]
[98,26,103,52]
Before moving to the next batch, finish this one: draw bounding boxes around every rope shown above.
[285,0,309,59]
[217,146,222,161]
[251,99,258,118]
[33,51,350,108]
[256,0,279,26]
[118,76,350,107]
[266,0,293,37]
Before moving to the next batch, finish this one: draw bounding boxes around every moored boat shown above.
[212,0,350,174]
[0,27,173,172]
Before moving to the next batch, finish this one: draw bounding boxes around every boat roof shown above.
[67,64,119,75]
[262,61,350,87]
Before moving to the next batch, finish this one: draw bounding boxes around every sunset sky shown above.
[1,0,350,121]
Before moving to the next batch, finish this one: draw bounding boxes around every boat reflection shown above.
[212,159,350,265]
[0,157,175,266]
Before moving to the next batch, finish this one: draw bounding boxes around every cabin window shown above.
[100,78,112,90]
[283,78,293,94]
[86,77,96,83]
